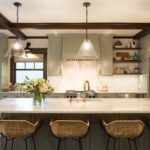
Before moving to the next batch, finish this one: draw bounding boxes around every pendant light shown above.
[5,2,24,58]
[13,2,24,51]
[76,2,98,60]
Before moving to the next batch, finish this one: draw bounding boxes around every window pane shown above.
[16,62,25,69]
[35,62,43,69]
[26,62,34,69]
[16,71,43,83]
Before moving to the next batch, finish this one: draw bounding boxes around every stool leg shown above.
[78,138,83,150]
[24,139,28,150]
[57,138,61,150]
[4,137,7,150]
[106,136,110,150]
[133,139,138,150]
[32,136,36,150]
[113,138,116,150]
[11,138,14,150]
[128,139,131,150]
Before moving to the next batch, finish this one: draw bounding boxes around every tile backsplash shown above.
[48,61,147,93]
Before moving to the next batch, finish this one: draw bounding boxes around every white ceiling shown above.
[0,29,141,37]
[0,0,149,36]
[20,29,141,36]
[0,30,14,36]
[1,0,150,22]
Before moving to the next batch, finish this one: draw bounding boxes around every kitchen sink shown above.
[65,90,96,98]
[67,97,103,103]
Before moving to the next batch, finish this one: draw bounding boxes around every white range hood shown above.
[62,34,100,61]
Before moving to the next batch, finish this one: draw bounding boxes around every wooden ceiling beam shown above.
[9,36,48,39]
[13,22,150,29]
[0,13,26,40]
[0,25,5,29]
[1,12,150,39]
[133,29,150,39]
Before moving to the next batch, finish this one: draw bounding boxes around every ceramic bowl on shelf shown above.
[115,57,122,61]
[114,45,125,48]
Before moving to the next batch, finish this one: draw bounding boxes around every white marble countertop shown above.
[0,98,150,114]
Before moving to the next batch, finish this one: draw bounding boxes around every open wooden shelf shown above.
[113,60,141,63]
[113,73,141,75]
[113,47,141,50]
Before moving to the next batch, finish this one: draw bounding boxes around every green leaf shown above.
[25,76,30,81]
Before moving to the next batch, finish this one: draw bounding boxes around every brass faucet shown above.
[84,80,90,91]
[82,80,90,102]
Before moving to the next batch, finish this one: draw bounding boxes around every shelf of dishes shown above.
[113,60,141,63]
[113,65,141,75]
[113,39,139,49]
[113,51,140,62]
[113,47,141,50]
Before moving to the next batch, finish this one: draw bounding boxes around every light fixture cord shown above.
[16,5,19,23]
[86,5,88,40]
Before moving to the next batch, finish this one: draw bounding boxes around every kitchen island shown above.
[0,98,150,150]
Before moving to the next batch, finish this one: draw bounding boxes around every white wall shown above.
[8,39,48,48]
[139,34,150,96]
[0,34,9,90]
[8,38,147,93]
[48,61,147,92]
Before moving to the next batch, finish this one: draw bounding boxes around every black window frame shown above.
[10,48,47,84]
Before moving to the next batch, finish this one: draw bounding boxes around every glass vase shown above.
[33,93,45,105]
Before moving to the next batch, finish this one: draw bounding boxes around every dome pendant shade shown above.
[5,39,25,58]
[13,40,22,50]
[5,2,24,58]
[76,2,98,60]
[76,39,98,60]
[12,39,24,57]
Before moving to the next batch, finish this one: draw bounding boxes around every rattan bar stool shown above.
[102,120,145,150]
[0,120,41,150]
[50,120,89,150]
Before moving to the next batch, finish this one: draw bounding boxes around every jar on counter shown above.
[134,67,140,74]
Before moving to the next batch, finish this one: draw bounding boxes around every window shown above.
[10,48,47,83]
[15,62,44,83]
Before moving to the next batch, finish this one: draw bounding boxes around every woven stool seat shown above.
[102,120,145,150]
[0,120,41,150]
[0,120,39,138]
[103,120,145,139]
[50,120,89,138]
